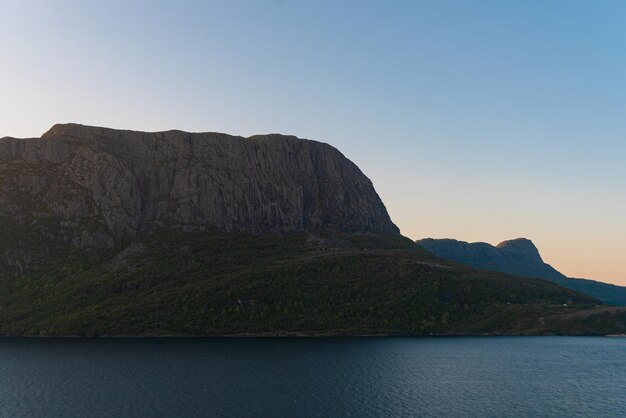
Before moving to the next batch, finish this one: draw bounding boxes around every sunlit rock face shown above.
[0,124,398,248]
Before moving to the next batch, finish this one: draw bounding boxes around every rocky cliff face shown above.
[417,237,626,306]
[0,124,398,249]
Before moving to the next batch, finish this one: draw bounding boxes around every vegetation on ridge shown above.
[0,225,624,337]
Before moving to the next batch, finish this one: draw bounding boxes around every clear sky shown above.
[1,1,625,284]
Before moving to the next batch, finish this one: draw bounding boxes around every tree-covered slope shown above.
[1,228,624,337]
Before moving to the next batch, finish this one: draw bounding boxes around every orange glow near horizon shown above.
[374,167,626,287]
[394,212,626,287]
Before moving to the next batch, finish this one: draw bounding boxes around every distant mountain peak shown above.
[496,237,535,247]
[496,238,543,263]
[417,236,626,306]
[416,237,560,280]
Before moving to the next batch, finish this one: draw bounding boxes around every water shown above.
[0,337,624,417]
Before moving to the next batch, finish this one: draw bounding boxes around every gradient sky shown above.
[1,1,625,284]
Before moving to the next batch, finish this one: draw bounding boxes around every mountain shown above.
[417,238,626,306]
[0,123,397,250]
[0,124,624,336]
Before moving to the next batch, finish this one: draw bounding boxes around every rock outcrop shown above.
[0,123,398,249]
[417,237,626,306]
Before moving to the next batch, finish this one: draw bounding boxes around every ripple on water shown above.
[0,337,624,417]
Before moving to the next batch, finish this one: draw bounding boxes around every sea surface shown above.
[0,337,624,417]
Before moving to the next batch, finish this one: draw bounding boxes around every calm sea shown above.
[0,337,624,417]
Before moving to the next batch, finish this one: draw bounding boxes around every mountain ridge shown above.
[417,237,626,306]
[0,124,624,336]
[0,123,399,252]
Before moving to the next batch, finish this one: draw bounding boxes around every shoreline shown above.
[0,332,623,339]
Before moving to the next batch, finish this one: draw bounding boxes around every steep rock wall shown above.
[0,124,398,248]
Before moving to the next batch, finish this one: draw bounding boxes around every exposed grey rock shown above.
[0,123,398,248]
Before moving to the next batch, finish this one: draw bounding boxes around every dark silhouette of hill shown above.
[417,238,626,306]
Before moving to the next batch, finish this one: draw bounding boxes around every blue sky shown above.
[1,0,625,283]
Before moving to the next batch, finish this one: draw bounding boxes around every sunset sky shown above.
[1,1,625,284]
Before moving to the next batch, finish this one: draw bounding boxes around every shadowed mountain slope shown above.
[417,238,626,306]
